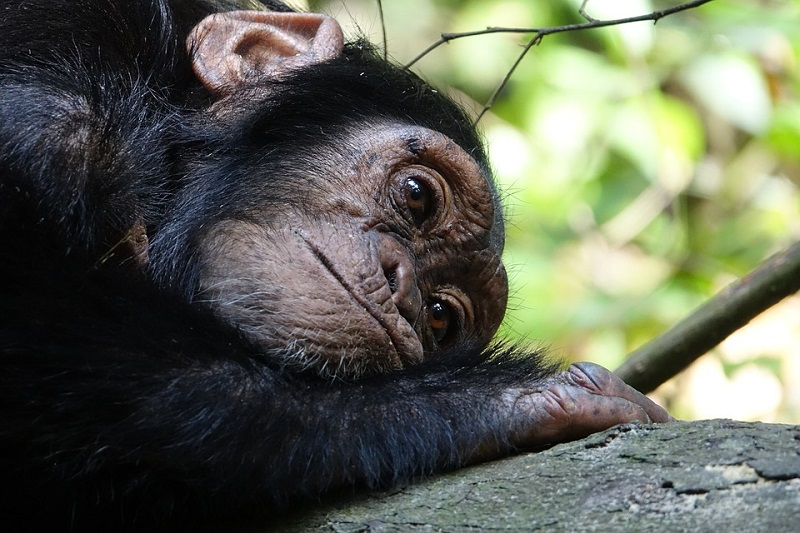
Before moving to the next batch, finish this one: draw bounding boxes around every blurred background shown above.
[305,0,800,423]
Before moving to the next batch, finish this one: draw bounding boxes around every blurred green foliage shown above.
[312,0,800,422]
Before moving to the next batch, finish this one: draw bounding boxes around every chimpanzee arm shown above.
[0,1,672,528]
[0,265,666,527]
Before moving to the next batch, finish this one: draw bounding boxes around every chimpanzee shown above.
[0,0,670,528]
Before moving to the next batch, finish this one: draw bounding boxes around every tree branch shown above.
[407,0,715,122]
[615,241,800,394]
[406,0,715,68]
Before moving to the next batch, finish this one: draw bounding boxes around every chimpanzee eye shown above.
[427,300,452,344]
[403,177,432,225]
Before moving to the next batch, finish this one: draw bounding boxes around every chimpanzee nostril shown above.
[377,234,422,324]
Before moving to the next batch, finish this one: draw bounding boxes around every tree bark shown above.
[273,419,800,532]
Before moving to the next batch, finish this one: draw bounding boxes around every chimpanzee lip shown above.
[296,232,422,368]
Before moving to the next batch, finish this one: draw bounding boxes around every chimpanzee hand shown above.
[506,362,672,449]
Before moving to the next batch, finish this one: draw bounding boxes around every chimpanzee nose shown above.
[378,234,422,325]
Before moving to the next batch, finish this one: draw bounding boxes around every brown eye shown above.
[403,177,432,225]
[427,300,452,343]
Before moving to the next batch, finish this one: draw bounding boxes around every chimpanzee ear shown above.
[188,11,345,97]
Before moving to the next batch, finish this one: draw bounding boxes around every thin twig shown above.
[377,0,388,62]
[473,35,541,124]
[579,0,598,23]
[407,0,713,68]
[615,241,800,394]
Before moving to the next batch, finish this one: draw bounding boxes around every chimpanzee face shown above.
[195,122,507,377]
[126,11,511,377]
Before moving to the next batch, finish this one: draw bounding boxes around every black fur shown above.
[0,0,554,528]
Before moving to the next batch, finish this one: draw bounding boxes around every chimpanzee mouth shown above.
[296,232,423,368]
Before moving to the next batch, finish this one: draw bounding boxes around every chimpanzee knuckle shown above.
[513,377,658,437]
[542,386,583,419]
[570,364,673,423]
[567,361,630,396]
[511,385,582,428]
[508,386,631,446]
[565,362,603,393]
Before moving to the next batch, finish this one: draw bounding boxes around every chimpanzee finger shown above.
[567,362,674,423]
[510,381,655,447]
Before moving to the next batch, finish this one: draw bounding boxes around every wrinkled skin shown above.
[509,362,672,447]
[195,124,508,377]
[0,0,671,529]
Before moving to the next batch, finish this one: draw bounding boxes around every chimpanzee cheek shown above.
[195,218,424,377]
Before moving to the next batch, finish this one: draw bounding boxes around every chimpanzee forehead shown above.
[241,43,480,149]
[234,39,505,253]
